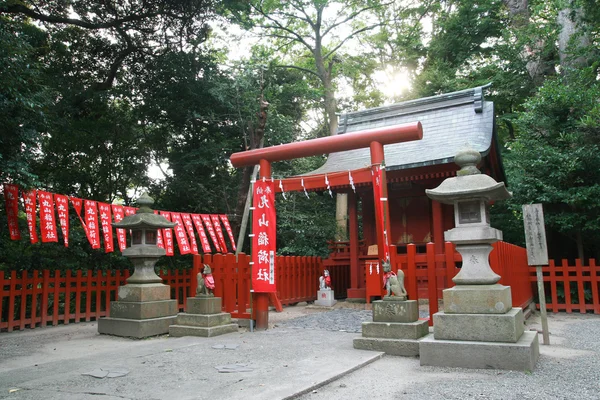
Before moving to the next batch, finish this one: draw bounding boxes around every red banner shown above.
[219,214,237,252]
[111,205,127,251]
[38,191,58,243]
[70,196,89,243]
[252,180,276,292]
[124,206,137,217]
[84,200,100,249]
[191,214,212,253]
[170,212,192,255]
[154,210,165,249]
[201,214,221,252]
[98,202,114,253]
[54,194,69,247]
[211,214,228,253]
[4,184,21,240]
[372,165,390,262]
[180,213,199,254]
[23,190,38,243]
[159,211,175,256]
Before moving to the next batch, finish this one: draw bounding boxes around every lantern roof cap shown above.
[426,145,511,204]
[112,193,176,229]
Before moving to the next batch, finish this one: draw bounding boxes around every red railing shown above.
[374,241,535,324]
[195,253,323,318]
[1,254,327,332]
[529,259,600,314]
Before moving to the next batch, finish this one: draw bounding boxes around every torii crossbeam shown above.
[230,121,423,330]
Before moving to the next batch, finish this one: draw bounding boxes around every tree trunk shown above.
[503,0,554,84]
[232,97,269,238]
[557,6,591,69]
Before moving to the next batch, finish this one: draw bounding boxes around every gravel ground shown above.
[274,305,430,333]
[285,309,600,400]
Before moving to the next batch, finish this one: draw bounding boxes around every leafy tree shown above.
[504,66,600,260]
[0,17,51,188]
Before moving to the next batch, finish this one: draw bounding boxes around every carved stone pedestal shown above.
[315,289,337,307]
[169,297,238,338]
[98,283,178,339]
[354,299,428,356]
[419,285,539,370]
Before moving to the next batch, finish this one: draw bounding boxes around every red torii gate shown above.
[230,121,423,330]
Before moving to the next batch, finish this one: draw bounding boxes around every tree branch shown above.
[323,24,380,60]
[1,3,161,30]
[322,3,387,38]
[274,64,321,78]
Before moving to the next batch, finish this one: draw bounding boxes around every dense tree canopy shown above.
[1,0,599,269]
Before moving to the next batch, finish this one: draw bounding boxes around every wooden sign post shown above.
[522,204,550,345]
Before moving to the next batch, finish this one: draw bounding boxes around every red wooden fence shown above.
[386,241,535,324]
[529,259,600,314]
[1,254,324,332]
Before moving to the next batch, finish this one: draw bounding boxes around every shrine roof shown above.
[305,85,497,175]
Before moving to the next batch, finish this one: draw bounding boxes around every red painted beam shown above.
[230,122,422,168]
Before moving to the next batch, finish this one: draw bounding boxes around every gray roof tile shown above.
[306,86,495,175]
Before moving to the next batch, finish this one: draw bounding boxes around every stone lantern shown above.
[98,193,179,338]
[419,146,539,371]
[425,147,510,286]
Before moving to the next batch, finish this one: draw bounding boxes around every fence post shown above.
[64,270,72,325]
[407,244,418,301]
[7,271,16,332]
[31,270,40,329]
[426,243,438,324]
[562,259,572,313]
[19,271,27,330]
[575,258,586,313]
[590,259,599,314]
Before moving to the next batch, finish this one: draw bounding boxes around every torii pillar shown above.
[231,122,423,330]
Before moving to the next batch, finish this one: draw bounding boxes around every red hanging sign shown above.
[191,214,212,253]
[70,196,90,242]
[201,214,221,252]
[23,190,38,243]
[219,214,237,252]
[124,206,137,216]
[170,212,192,255]
[98,202,114,253]
[159,211,175,256]
[180,213,199,254]
[372,165,390,262]
[211,214,228,253]
[252,180,276,293]
[154,210,165,249]
[54,194,69,247]
[84,200,100,249]
[111,205,127,251]
[38,191,58,243]
[4,184,21,240]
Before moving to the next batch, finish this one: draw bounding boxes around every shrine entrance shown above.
[230,122,423,330]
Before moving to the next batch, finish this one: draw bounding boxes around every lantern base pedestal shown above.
[98,315,177,339]
[98,283,178,339]
[419,331,539,371]
[169,297,238,338]
[354,299,428,356]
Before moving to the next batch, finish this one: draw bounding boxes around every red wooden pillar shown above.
[431,199,445,293]
[431,200,444,254]
[348,191,360,296]
[370,142,392,265]
[254,159,271,330]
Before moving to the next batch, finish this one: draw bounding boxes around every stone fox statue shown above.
[197,264,215,297]
[382,260,407,300]
[319,269,332,290]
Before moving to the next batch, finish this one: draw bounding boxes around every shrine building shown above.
[275,85,506,300]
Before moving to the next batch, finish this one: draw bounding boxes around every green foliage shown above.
[503,67,600,257]
[0,18,51,188]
